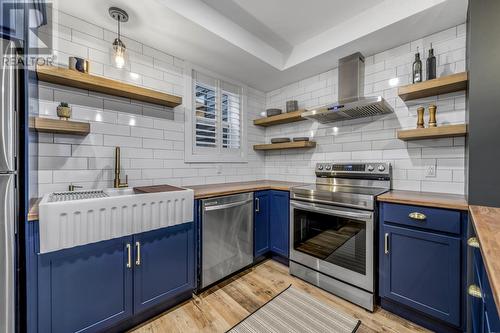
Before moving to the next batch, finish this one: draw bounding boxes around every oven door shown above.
[289,200,374,292]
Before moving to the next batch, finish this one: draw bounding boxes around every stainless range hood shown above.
[302,52,393,123]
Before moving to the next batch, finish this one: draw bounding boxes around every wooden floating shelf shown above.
[253,141,316,151]
[29,117,90,136]
[397,124,467,141]
[36,65,182,108]
[398,72,468,101]
[253,109,307,127]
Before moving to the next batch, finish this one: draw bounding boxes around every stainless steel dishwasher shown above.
[200,192,253,289]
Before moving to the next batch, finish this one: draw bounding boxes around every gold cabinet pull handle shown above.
[467,237,480,249]
[126,243,132,268]
[408,212,427,220]
[468,284,482,299]
[384,233,389,255]
[135,241,141,266]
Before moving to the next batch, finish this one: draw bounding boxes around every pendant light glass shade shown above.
[112,37,126,69]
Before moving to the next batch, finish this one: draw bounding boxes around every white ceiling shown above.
[55,0,467,92]
[228,0,385,46]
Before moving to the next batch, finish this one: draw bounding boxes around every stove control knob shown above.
[318,165,324,170]
[367,165,374,172]
[325,165,332,171]
[378,165,386,172]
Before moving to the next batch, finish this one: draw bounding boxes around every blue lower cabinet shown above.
[380,224,461,326]
[254,191,270,258]
[37,236,134,333]
[35,223,195,333]
[133,223,194,313]
[269,190,290,258]
[379,202,466,332]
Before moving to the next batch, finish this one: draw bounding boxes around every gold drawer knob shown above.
[468,285,483,299]
[408,212,427,220]
[467,237,480,248]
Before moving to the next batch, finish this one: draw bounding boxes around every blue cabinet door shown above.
[133,223,194,314]
[269,190,290,258]
[254,191,270,257]
[380,224,461,326]
[37,236,133,333]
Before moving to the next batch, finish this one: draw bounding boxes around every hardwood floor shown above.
[130,260,430,333]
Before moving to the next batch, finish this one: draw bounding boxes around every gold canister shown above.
[417,106,425,128]
[428,104,437,127]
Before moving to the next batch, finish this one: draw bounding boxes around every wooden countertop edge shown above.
[191,184,297,199]
[469,205,500,315]
[377,190,468,211]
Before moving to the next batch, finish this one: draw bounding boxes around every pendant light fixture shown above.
[109,7,129,69]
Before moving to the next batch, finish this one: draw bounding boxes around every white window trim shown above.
[184,62,248,163]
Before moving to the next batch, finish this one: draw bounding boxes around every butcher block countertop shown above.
[187,180,305,199]
[469,205,500,314]
[377,190,468,211]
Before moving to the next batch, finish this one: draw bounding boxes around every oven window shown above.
[293,208,366,275]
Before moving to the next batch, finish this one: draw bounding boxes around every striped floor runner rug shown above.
[227,285,361,333]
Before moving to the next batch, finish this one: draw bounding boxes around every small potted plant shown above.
[56,102,72,120]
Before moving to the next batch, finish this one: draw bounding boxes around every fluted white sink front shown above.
[38,187,194,253]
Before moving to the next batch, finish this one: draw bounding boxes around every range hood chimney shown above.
[302,52,394,123]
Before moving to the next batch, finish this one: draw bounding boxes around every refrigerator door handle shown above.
[0,40,16,172]
[0,174,15,333]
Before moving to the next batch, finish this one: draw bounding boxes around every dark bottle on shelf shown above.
[426,43,437,80]
[412,47,422,83]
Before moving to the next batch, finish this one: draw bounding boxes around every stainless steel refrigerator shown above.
[0,37,18,333]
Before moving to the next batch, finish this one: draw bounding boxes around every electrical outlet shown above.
[425,163,436,177]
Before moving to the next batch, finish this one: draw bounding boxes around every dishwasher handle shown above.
[204,198,253,211]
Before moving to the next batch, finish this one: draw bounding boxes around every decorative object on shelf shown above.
[286,100,298,113]
[426,43,436,80]
[68,57,89,74]
[109,7,129,69]
[416,106,425,128]
[56,102,72,120]
[412,47,422,83]
[270,137,291,144]
[428,104,437,127]
[266,108,282,117]
[293,137,310,142]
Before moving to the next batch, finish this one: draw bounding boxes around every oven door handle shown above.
[291,201,372,220]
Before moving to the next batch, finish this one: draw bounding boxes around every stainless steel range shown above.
[289,162,391,311]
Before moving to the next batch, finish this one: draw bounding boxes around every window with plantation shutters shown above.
[189,69,246,162]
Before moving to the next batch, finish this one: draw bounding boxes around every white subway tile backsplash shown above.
[39,157,88,170]
[103,135,142,148]
[130,159,163,169]
[39,143,71,157]
[91,122,130,136]
[131,127,163,139]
